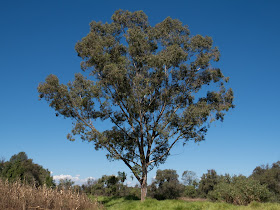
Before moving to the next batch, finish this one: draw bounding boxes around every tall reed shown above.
[0,179,100,209]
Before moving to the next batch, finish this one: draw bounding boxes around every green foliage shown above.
[118,171,127,183]
[182,170,199,187]
[198,169,219,197]
[184,185,198,198]
[45,175,56,188]
[149,169,184,200]
[82,172,135,198]
[208,175,272,205]
[9,152,28,163]
[250,161,280,200]
[126,186,141,199]
[95,196,280,210]
[0,158,4,174]
[38,9,234,200]
[0,152,55,188]
[57,178,74,190]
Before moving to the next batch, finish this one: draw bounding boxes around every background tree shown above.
[198,169,219,197]
[251,161,280,200]
[0,152,55,187]
[9,152,28,163]
[0,158,5,174]
[149,169,184,200]
[82,178,96,194]
[182,170,198,186]
[118,171,127,183]
[58,178,74,190]
[38,10,234,200]
[88,174,121,196]
[182,170,199,198]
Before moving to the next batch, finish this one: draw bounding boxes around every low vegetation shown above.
[0,179,99,210]
[95,196,280,210]
[208,175,272,205]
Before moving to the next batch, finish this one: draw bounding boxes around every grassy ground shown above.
[91,196,280,210]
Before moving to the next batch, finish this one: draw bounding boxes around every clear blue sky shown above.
[1,0,279,185]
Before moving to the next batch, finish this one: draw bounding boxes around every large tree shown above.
[38,10,234,200]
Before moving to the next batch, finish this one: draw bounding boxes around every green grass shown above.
[89,196,280,210]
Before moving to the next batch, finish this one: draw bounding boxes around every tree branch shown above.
[148,133,183,166]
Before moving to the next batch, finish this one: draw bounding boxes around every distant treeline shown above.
[81,165,280,205]
[1,152,280,205]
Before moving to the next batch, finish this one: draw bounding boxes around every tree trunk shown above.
[140,167,148,201]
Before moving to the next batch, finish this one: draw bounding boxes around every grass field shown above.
[92,196,280,210]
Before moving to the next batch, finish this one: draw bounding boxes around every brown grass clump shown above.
[0,179,100,210]
[179,197,208,202]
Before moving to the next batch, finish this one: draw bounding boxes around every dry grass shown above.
[0,179,101,210]
[179,197,209,202]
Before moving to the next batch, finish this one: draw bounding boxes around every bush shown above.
[149,169,184,200]
[198,169,219,198]
[208,175,272,205]
[154,181,184,200]
[184,185,198,198]
[125,186,141,199]
[251,161,280,200]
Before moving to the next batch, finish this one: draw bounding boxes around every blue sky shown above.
[1,0,279,185]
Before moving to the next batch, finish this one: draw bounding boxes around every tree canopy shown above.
[251,161,280,197]
[149,169,183,200]
[0,152,55,187]
[38,9,234,200]
[182,170,198,186]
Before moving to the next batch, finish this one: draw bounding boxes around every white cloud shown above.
[125,181,139,187]
[53,174,95,185]
[126,181,132,186]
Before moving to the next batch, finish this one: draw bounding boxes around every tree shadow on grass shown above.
[124,195,140,201]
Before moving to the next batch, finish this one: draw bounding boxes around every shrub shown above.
[198,169,219,197]
[251,161,280,200]
[124,186,141,199]
[149,169,184,200]
[208,175,272,205]
[184,185,198,198]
